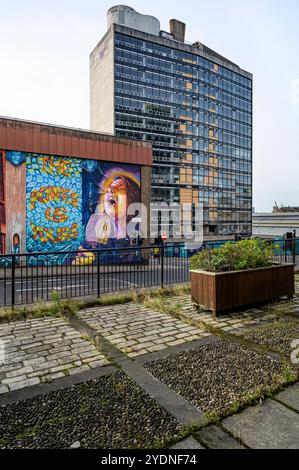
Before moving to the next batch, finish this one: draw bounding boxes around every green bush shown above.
[190,239,275,273]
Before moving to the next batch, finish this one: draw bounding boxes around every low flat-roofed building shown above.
[0,116,152,259]
[253,212,299,238]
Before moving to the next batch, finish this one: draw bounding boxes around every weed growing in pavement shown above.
[0,284,191,323]
[49,291,63,316]
[63,366,70,376]
[281,362,297,382]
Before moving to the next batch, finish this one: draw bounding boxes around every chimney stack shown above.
[169,19,186,42]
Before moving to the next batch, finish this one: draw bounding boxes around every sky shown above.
[0,0,299,212]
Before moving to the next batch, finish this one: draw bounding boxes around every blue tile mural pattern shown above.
[26,155,83,263]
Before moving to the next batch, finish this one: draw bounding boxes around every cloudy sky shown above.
[0,0,299,212]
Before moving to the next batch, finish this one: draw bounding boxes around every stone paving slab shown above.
[0,318,109,394]
[164,294,299,333]
[275,383,299,412]
[170,436,204,449]
[77,304,210,358]
[195,425,246,449]
[222,399,299,449]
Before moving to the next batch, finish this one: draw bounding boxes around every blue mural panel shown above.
[26,154,83,263]
[6,151,26,167]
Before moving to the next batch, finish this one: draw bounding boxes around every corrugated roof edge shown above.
[0,115,152,149]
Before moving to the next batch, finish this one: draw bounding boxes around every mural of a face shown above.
[1,150,142,264]
[104,176,129,221]
[84,165,141,246]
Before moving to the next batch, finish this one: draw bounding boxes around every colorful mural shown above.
[0,151,5,255]
[26,155,83,258]
[0,150,141,264]
[74,161,141,264]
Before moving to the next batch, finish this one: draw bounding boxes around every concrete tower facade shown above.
[90,6,253,239]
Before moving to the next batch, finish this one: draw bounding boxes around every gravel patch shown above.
[144,340,287,416]
[0,372,182,449]
[237,318,299,355]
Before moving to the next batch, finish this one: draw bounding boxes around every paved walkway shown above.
[0,317,109,393]
[173,383,299,449]
[0,282,298,448]
[77,304,210,358]
[164,294,296,332]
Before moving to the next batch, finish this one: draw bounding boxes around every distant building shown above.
[90,5,253,239]
[253,212,299,238]
[273,202,299,213]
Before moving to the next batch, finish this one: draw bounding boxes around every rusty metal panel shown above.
[6,127,16,150]
[66,135,74,156]
[0,118,153,166]
[85,139,93,159]
[56,134,65,155]
[39,132,49,155]
[0,127,7,149]
[48,133,57,155]
[105,141,113,161]
[90,138,97,160]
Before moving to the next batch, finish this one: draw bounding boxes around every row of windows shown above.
[139,68,251,97]
[115,34,252,89]
[115,61,252,107]
[152,177,251,190]
[152,186,252,199]
[115,57,252,101]
[117,123,252,150]
[116,112,251,138]
[152,167,251,184]
[115,77,251,113]
[152,148,251,167]
[192,168,251,182]
[117,111,251,139]
[115,93,251,125]
[117,124,251,151]
[151,189,252,213]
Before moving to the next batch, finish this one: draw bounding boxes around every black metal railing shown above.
[0,238,297,308]
[0,245,190,307]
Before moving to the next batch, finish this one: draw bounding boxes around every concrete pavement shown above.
[0,287,298,448]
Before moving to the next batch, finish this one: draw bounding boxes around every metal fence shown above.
[0,239,297,308]
[0,245,190,307]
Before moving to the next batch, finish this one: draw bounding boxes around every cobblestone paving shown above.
[162,276,299,333]
[270,297,299,318]
[0,318,109,394]
[77,304,210,358]
[163,295,282,332]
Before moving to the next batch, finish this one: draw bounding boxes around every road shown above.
[1,254,297,308]
[0,259,190,307]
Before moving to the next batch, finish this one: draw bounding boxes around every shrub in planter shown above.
[190,239,275,273]
[189,239,294,315]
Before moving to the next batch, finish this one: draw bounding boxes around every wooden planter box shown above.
[190,264,295,316]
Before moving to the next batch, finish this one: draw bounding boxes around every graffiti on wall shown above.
[0,150,141,264]
[26,155,83,256]
[74,162,141,264]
